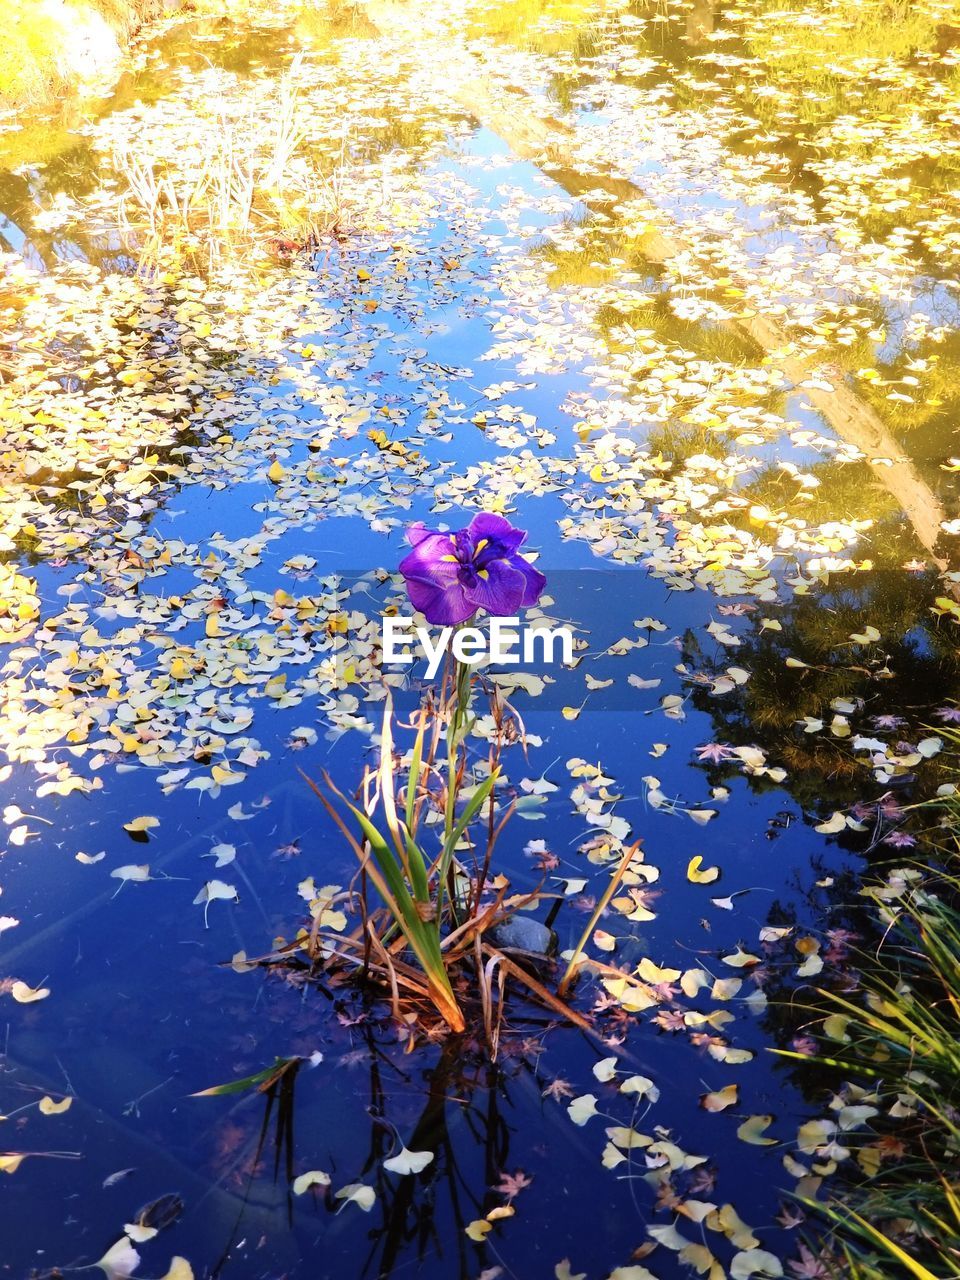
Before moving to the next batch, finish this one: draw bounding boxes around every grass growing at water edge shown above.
[781,857,960,1277]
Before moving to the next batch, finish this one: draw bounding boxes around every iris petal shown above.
[464,561,527,615]
[468,512,525,557]
[399,532,457,578]
[508,554,547,606]
[404,573,477,625]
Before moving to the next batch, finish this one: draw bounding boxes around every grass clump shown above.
[783,858,960,1278]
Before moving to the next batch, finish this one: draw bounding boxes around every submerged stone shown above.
[491,916,557,956]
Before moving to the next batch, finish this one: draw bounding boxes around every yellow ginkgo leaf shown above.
[38,1096,72,1116]
[465,1219,492,1242]
[267,459,286,483]
[636,957,681,984]
[158,1261,193,1280]
[334,1183,375,1211]
[566,1094,598,1126]
[700,1084,739,1113]
[11,982,50,1004]
[687,856,720,884]
[94,1237,140,1278]
[486,1205,515,1222]
[737,1115,777,1146]
[293,1170,331,1195]
[124,1223,158,1244]
[123,816,159,835]
[383,1147,434,1176]
[709,1203,759,1250]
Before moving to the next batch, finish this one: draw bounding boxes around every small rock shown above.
[490,916,557,956]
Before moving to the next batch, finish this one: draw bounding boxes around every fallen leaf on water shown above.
[124,1223,158,1243]
[486,1205,515,1222]
[193,880,239,927]
[687,856,720,884]
[123,816,159,840]
[686,809,717,825]
[678,1243,720,1275]
[636,958,680,984]
[555,1263,587,1280]
[708,1203,759,1249]
[158,1262,193,1280]
[10,981,50,1003]
[205,843,236,868]
[383,1146,434,1176]
[95,1238,140,1280]
[334,1183,376,1211]
[620,1075,659,1101]
[701,1084,739,1112]
[293,1170,331,1194]
[797,1118,836,1154]
[567,1094,598,1126]
[465,1219,492,1242]
[729,1249,783,1279]
[737,1115,777,1145]
[814,811,847,834]
[38,1096,72,1116]
[111,865,151,886]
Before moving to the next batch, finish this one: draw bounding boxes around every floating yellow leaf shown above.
[737,1115,777,1146]
[293,1170,331,1194]
[701,1084,738,1112]
[334,1183,375,1211]
[687,856,720,884]
[10,981,50,1004]
[636,957,680,984]
[158,1261,193,1280]
[38,1096,72,1116]
[567,1094,598,1126]
[123,816,159,836]
[383,1146,434,1176]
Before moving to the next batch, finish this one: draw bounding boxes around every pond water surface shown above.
[2,2,960,1278]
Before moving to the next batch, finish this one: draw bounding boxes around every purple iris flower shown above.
[399,513,546,625]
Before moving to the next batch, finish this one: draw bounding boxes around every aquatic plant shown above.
[111,53,350,268]
[294,517,575,1040]
[779,865,960,1279]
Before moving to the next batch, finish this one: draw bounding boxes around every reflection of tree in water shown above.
[538,219,960,570]
[682,572,960,810]
[359,1038,510,1280]
[680,572,960,1109]
[214,1024,573,1280]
